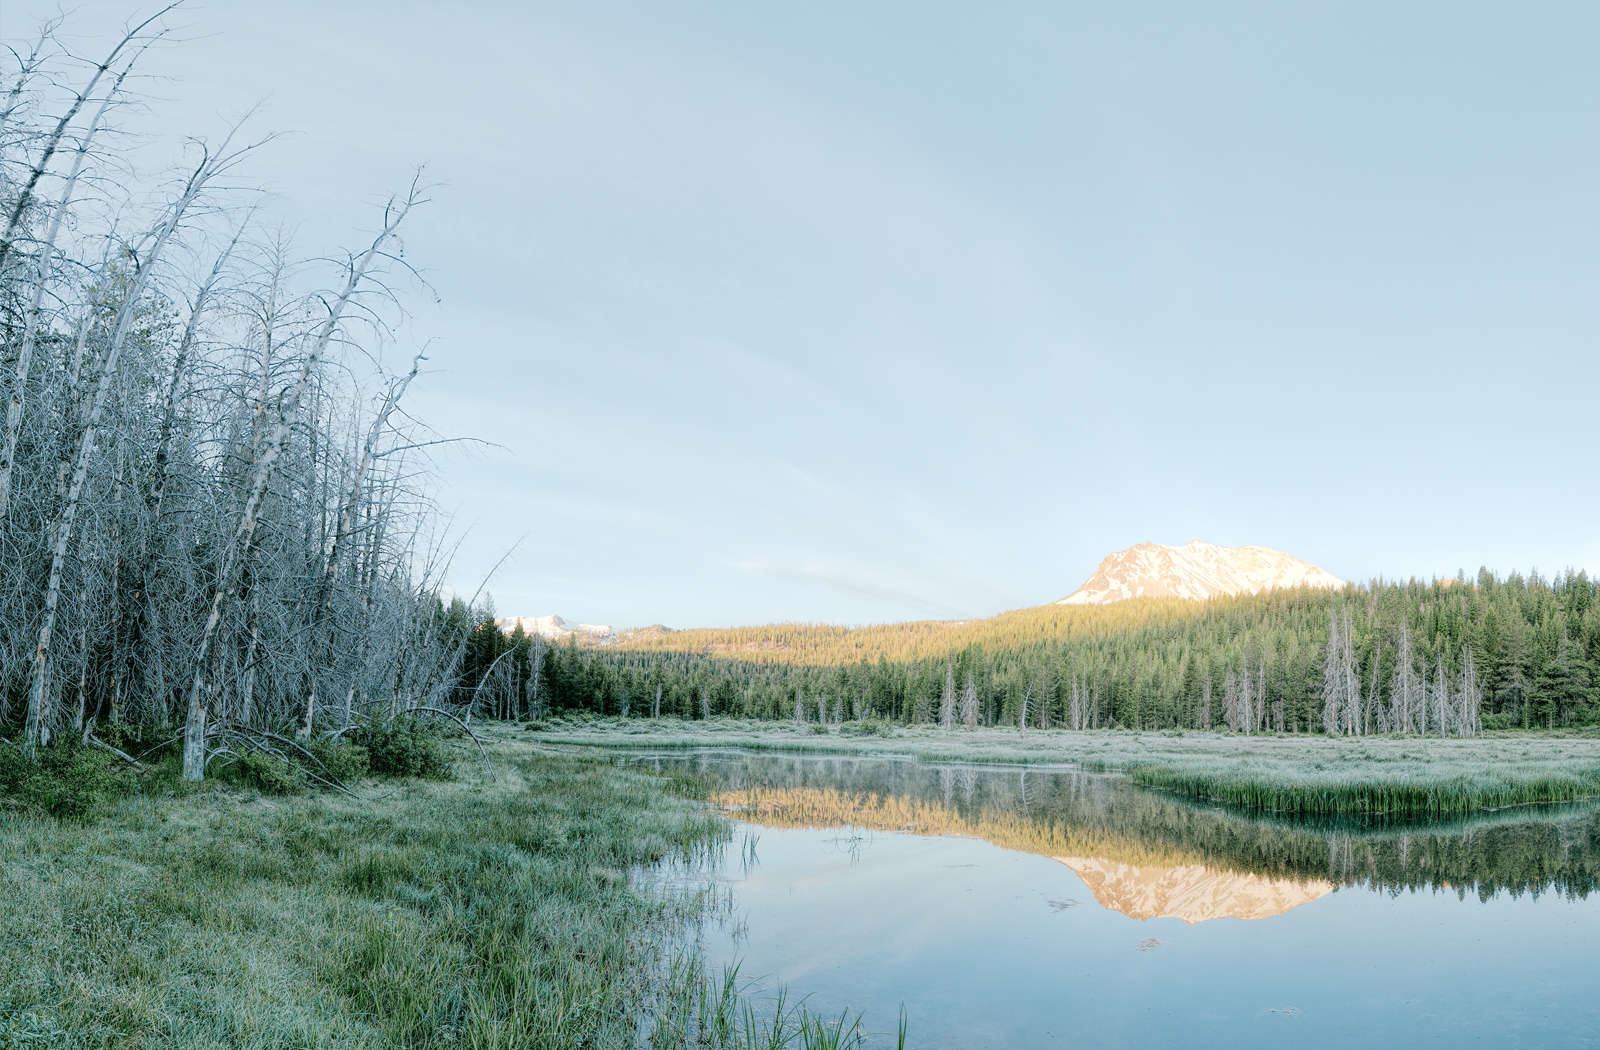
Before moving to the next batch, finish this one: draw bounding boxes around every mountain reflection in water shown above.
[1056,858,1334,922]
[630,750,1600,913]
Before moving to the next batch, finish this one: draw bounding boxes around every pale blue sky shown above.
[26,2,1600,627]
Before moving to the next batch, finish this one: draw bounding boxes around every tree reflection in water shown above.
[636,750,1600,910]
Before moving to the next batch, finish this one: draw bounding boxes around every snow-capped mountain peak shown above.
[1056,539,1343,605]
[497,614,614,642]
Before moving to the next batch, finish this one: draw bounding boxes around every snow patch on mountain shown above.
[1057,540,1343,605]
[497,614,614,642]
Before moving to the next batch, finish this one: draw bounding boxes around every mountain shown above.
[497,614,614,642]
[1057,539,1343,605]
[1056,857,1335,923]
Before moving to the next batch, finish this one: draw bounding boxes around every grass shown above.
[526,716,1600,819]
[0,736,882,1049]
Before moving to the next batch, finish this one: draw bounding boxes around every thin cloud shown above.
[734,560,963,619]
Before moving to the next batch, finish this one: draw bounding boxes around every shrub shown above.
[228,751,306,795]
[305,738,370,784]
[350,718,452,779]
[0,737,127,818]
[840,717,896,738]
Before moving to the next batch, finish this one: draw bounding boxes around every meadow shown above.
[0,738,875,1050]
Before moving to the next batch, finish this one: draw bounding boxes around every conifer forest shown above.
[466,571,1598,737]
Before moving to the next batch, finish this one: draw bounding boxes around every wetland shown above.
[627,745,1600,1048]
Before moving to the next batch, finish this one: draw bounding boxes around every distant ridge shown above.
[1058,540,1343,605]
[497,614,614,642]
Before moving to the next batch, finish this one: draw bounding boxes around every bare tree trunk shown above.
[0,75,126,520]
[181,191,417,778]
[26,151,220,749]
[0,9,175,274]
[303,351,422,735]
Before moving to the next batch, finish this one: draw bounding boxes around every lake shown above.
[625,749,1600,1048]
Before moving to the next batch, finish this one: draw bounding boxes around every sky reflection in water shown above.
[628,750,1600,1048]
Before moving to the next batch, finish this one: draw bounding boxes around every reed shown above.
[1125,761,1600,818]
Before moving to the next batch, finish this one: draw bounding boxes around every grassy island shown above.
[528,717,1600,819]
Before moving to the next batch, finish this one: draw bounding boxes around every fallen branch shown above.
[133,734,182,762]
[413,706,496,781]
[206,726,367,800]
[86,733,144,770]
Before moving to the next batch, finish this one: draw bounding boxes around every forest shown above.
[0,13,475,780]
[458,570,1599,737]
[3,11,1597,770]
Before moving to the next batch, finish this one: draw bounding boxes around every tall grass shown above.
[0,744,877,1049]
[1124,761,1600,818]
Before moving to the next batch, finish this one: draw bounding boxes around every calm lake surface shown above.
[624,749,1600,1048]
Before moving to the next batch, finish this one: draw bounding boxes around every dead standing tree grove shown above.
[0,12,471,779]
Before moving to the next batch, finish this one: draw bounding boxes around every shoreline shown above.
[0,735,863,1048]
[521,717,1600,818]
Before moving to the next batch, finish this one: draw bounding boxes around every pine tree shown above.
[1321,610,1343,735]
[1458,645,1482,737]
[939,662,956,729]
[1035,663,1056,729]
[1390,623,1421,734]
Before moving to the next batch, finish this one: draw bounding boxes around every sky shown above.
[18,1,1600,628]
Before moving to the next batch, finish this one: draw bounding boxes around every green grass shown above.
[1121,759,1600,818]
[0,738,877,1049]
[530,717,1600,819]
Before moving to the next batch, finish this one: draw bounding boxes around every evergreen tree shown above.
[939,662,956,729]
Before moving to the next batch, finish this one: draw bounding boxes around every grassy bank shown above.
[526,717,1600,819]
[0,738,870,1049]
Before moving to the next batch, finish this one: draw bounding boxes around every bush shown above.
[350,718,452,779]
[0,737,127,818]
[840,717,896,738]
[305,738,370,784]
[227,751,306,795]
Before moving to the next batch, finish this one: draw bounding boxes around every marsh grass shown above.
[0,742,871,1049]
[1123,759,1600,818]
[533,719,1600,818]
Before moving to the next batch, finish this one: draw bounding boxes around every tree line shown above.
[459,570,1599,734]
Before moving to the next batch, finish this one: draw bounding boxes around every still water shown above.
[626,750,1600,1048]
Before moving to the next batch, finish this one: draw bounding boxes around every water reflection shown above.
[630,750,1600,1048]
[1058,857,1334,922]
[631,749,1600,912]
